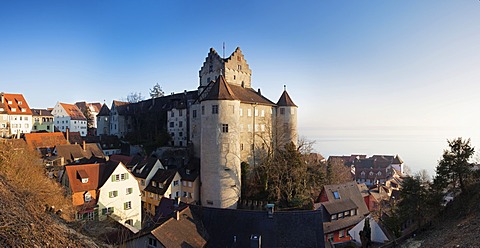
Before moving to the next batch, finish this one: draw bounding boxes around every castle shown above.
[97,47,298,209]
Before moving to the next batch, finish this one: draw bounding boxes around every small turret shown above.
[276,86,298,147]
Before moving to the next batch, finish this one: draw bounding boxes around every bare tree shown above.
[126,92,144,103]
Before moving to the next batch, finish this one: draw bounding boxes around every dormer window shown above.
[152,181,156,187]
[11,108,16,112]
[186,169,191,175]
[7,100,12,104]
[77,170,89,183]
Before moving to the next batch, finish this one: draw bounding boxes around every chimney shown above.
[257,88,261,95]
[83,140,86,151]
[175,210,180,220]
[66,128,70,143]
[0,92,3,104]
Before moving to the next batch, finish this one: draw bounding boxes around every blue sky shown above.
[1,1,480,173]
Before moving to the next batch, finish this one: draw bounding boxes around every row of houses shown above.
[0,92,103,138]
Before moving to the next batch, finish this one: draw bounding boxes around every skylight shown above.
[333,191,340,199]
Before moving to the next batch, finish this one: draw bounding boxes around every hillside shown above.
[0,141,106,247]
[403,183,480,247]
[0,175,101,247]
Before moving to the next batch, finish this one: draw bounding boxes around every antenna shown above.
[223,42,226,59]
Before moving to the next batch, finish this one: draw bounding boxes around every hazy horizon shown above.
[1,1,479,177]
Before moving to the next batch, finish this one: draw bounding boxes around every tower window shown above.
[238,65,242,70]
[222,124,228,133]
[201,106,205,115]
[212,105,219,114]
[280,108,285,115]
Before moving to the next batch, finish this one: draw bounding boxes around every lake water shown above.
[302,126,480,178]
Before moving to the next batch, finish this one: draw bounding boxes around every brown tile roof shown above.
[90,103,102,112]
[24,132,69,149]
[203,75,237,101]
[75,102,102,113]
[97,103,110,116]
[64,164,100,193]
[322,199,358,215]
[276,90,297,107]
[321,181,369,216]
[31,108,53,116]
[1,93,33,115]
[202,76,275,106]
[55,143,105,164]
[109,154,133,166]
[323,214,365,234]
[151,207,207,248]
[60,103,86,120]
[144,169,177,195]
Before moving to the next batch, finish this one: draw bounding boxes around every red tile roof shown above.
[60,103,86,120]
[1,93,32,115]
[64,164,100,193]
[24,132,69,149]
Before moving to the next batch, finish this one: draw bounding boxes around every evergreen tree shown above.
[149,83,165,98]
[360,217,372,248]
[433,137,475,194]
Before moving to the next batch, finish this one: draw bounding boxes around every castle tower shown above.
[276,88,298,148]
[199,47,252,91]
[200,75,242,209]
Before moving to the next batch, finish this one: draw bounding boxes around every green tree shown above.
[360,217,372,248]
[149,83,165,98]
[433,137,475,194]
[398,176,426,227]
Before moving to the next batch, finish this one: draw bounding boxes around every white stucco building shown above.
[51,102,88,136]
[98,162,142,230]
[0,93,33,137]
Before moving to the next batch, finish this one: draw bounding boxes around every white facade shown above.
[348,215,389,244]
[51,102,88,136]
[98,162,142,230]
[167,108,188,147]
[200,99,242,209]
[8,114,32,136]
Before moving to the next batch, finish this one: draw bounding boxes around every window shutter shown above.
[111,175,115,182]
[126,173,129,180]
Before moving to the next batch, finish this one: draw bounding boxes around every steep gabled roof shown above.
[132,157,161,179]
[203,75,237,101]
[144,169,177,195]
[60,103,86,120]
[202,76,275,106]
[64,163,100,193]
[276,90,297,107]
[151,207,207,248]
[320,181,369,217]
[97,103,110,116]
[2,93,33,115]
